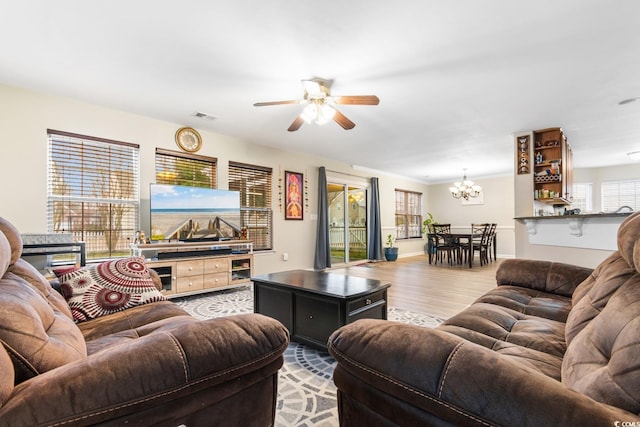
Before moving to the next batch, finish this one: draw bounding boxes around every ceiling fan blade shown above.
[333,109,356,130]
[333,95,380,105]
[287,116,304,132]
[253,100,302,107]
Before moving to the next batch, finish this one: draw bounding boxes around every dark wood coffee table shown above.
[252,270,391,351]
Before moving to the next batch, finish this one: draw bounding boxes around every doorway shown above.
[327,183,368,265]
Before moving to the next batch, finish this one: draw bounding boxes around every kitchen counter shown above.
[514,212,632,221]
[514,212,633,250]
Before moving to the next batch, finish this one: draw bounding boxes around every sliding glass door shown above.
[328,183,367,264]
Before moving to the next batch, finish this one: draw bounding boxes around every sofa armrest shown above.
[0,313,289,426]
[328,319,637,426]
[496,258,593,297]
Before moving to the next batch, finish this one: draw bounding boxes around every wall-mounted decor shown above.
[285,170,303,220]
[461,191,484,205]
[517,135,530,174]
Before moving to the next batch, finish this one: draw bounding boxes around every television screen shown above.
[150,184,241,242]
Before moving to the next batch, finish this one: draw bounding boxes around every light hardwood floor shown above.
[330,255,502,319]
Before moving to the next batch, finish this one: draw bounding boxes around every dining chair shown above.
[460,223,490,266]
[474,224,493,266]
[429,224,460,265]
[487,223,497,262]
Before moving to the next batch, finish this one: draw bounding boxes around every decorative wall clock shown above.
[175,127,202,153]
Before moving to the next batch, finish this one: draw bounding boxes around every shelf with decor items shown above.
[532,127,573,205]
[131,240,253,298]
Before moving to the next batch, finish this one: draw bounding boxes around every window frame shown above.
[228,161,273,251]
[47,129,140,261]
[394,189,423,240]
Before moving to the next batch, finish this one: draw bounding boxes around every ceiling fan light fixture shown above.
[300,103,335,125]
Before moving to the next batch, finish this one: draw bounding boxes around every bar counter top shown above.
[514,212,633,221]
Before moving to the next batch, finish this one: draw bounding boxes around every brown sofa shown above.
[328,211,640,426]
[0,217,289,427]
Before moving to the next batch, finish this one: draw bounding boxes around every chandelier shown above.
[449,169,482,200]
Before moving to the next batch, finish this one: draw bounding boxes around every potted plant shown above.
[384,234,399,261]
[422,212,436,254]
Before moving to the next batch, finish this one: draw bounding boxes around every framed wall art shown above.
[285,170,303,220]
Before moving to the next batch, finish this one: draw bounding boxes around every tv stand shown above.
[131,241,253,298]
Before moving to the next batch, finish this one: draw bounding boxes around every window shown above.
[601,179,640,212]
[395,189,422,239]
[47,130,139,260]
[572,183,593,212]
[155,148,216,187]
[228,162,273,250]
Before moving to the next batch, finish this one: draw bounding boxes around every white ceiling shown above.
[2,0,640,183]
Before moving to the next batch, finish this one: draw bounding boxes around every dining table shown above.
[428,232,497,268]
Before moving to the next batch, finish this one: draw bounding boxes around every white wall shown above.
[425,175,516,258]
[0,84,430,274]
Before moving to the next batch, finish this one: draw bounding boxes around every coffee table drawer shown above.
[348,290,386,314]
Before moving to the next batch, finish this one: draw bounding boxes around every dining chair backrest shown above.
[431,223,451,234]
[470,223,489,243]
[480,223,493,245]
[471,223,488,235]
[488,223,497,238]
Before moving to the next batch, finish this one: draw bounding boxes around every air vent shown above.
[192,111,217,120]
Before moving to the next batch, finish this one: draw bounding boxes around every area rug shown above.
[173,286,444,427]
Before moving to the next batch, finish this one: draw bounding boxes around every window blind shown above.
[228,161,273,250]
[571,182,593,212]
[601,179,640,212]
[47,130,140,260]
[395,189,422,239]
[155,148,217,188]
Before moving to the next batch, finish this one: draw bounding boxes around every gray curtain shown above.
[368,177,384,261]
[314,166,332,270]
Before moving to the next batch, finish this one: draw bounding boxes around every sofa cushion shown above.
[565,253,635,345]
[55,257,167,322]
[562,275,640,414]
[0,218,87,384]
[78,300,192,343]
[0,265,88,383]
[0,345,14,407]
[439,289,571,380]
[561,212,640,414]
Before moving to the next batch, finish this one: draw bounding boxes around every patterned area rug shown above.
[174,286,444,427]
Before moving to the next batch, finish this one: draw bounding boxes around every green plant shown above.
[421,212,436,235]
[386,234,395,248]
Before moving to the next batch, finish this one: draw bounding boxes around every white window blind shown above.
[601,179,640,212]
[571,182,593,212]
[47,130,140,260]
[395,189,422,239]
[228,161,273,250]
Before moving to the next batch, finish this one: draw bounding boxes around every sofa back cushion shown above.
[0,217,87,384]
[562,212,640,413]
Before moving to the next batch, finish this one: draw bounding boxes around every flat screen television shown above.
[150,184,241,242]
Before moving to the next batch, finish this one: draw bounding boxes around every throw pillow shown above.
[54,257,166,322]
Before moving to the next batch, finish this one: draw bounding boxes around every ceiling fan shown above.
[253,78,380,132]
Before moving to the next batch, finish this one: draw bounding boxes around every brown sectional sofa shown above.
[0,217,289,426]
[328,211,640,426]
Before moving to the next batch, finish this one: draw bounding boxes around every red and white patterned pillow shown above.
[54,257,166,323]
